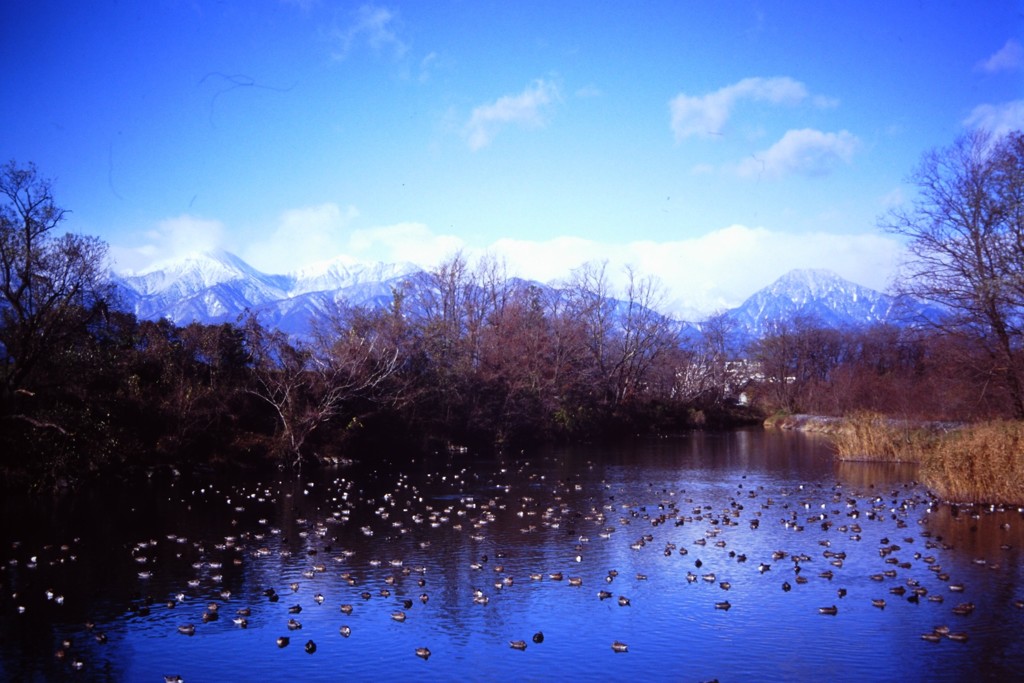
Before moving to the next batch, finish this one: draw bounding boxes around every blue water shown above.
[1,429,1021,681]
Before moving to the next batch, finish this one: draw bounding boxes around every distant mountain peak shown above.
[111,255,935,341]
[723,268,904,341]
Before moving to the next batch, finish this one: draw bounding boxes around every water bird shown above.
[872,599,886,609]
[618,596,630,606]
[287,618,302,630]
[611,641,629,653]
[177,624,196,636]
[921,632,942,643]
[392,611,407,622]
[818,605,838,615]
[416,647,431,659]
[947,632,969,643]
[304,640,316,654]
[952,602,975,616]
[340,604,353,614]
[277,636,289,648]
[340,625,351,637]
[715,601,731,610]
[533,631,544,643]
[510,640,527,650]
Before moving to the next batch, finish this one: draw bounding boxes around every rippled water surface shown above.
[2,429,1022,682]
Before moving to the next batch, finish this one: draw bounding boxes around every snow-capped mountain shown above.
[113,250,422,335]
[722,268,934,341]
[112,253,936,341]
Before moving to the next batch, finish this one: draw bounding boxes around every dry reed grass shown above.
[920,420,1024,505]
[830,412,940,463]
[830,413,1024,504]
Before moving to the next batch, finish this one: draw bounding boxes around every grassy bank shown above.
[830,412,943,463]
[828,413,1024,505]
[919,420,1024,506]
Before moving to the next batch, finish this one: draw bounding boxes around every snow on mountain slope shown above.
[723,268,922,341]
[113,254,935,340]
[113,250,422,332]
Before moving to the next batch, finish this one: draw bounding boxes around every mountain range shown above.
[111,251,936,342]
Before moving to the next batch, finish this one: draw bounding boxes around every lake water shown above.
[1,429,1022,682]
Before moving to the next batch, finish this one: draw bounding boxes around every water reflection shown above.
[1,430,1021,682]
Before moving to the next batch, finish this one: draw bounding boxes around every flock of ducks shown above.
[3,449,1024,679]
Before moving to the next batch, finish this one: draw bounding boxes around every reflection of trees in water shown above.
[834,460,920,490]
[922,503,1024,571]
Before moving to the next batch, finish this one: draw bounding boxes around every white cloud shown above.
[963,100,1024,137]
[242,203,359,273]
[464,79,560,150]
[348,222,464,264]
[736,129,859,179]
[418,52,438,82]
[879,187,905,210]
[669,76,819,141]
[113,213,903,319]
[321,223,901,319]
[331,4,407,60]
[976,39,1024,73]
[491,225,901,318]
[111,214,227,273]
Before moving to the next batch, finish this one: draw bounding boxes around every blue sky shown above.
[3,1,1023,317]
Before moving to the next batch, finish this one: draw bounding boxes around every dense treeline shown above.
[747,316,1022,420]
[3,129,1022,489]
[0,164,756,488]
[754,129,1024,423]
[0,249,753,488]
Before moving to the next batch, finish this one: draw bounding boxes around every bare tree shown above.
[881,129,1024,418]
[559,262,680,408]
[243,309,401,465]
[0,161,109,408]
